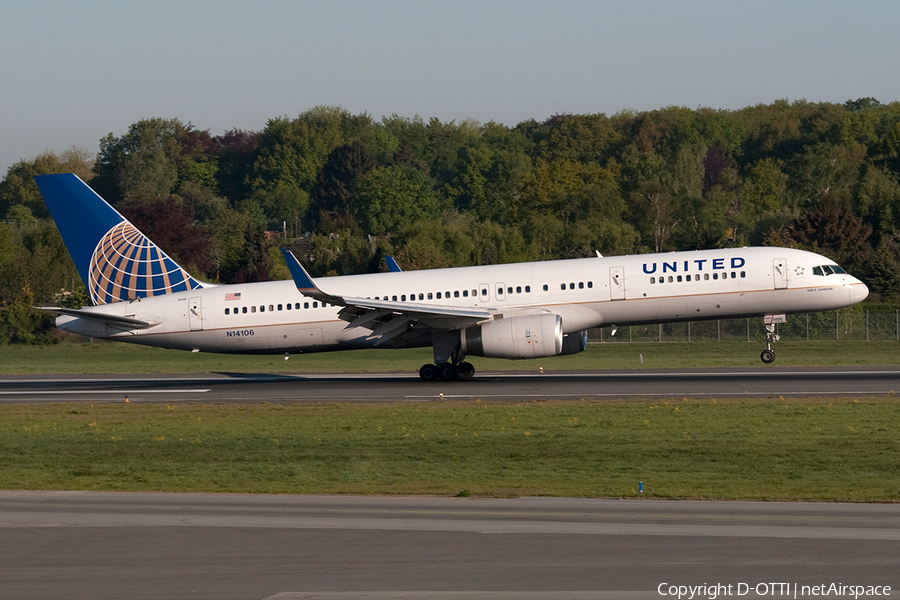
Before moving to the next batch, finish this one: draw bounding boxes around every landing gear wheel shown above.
[760,349,776,364]
[438,362,459,381]
[457,362,475,381]
[419,363,439,381]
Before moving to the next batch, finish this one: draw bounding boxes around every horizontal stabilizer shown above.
[41,306,160,329]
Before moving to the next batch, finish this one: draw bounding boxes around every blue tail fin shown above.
[34,173,204,306]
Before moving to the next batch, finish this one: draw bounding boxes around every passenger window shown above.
[704,273,710,281]
[225,308,230,315]
[251,306,257,313]
[454,291,460,298]
[569,283,575,290]
[472,290,477,297]
[516,286,521,293]
[260,306,265,312]
[392,295,397,301]
[295,303,301,309]
[304,302,309,309]
[686,275,691,282]
[578,282,584,289]
[525,286,531,293]
[651,277,656,284]
[419,293,424,300]
[242,307,248,314]
[481,288,487,296]
[436,292,442,299]
[428,293,433,300]
[668,276,673,283]
[463,290,468,297]
[560,283,566,290]
[401,295,406,301]
[587,281,593,288]
[498,287,503,295]
[741,272,746,278]
[269,305,274,311]
[677,276,682,282]
[277,304,282,311]
[286,304,291,310]
[713,273,718,280]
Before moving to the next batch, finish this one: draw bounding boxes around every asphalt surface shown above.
[3,369,899,599]
[1,491,898,600]
[3,366,900,403]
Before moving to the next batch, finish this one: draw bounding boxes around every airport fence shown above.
[588,304,900,344]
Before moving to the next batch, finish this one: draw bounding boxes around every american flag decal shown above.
[225,292,241,301]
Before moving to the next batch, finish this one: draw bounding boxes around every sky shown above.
[2,0,898,175]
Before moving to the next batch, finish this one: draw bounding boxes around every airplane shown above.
[34,173,869,380]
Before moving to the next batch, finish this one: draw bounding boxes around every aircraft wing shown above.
[281,249,492,344]
[41,306,160,329]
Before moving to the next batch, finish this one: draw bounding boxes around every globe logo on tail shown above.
[88,221,202,305]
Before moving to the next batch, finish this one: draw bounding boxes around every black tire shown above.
[419,363,439,381]
[760,349,776,364]
[457,362,475,381]
[438,362,459,381]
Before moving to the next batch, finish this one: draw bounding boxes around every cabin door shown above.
[609,267,625,300]
[773,259,788,290]
[189,297,203,331]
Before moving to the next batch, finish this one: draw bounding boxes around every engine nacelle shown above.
[461,314,563,359]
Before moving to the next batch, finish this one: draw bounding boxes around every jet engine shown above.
[461,314,563,359]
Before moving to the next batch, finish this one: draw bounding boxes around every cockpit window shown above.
[813,264,846,276]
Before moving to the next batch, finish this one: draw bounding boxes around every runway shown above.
[1,491,898,600]
[3,366,900,404]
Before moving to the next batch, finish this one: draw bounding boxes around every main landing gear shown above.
[419,330,474,381]
[419,361,475,381]
[760,322,779,364]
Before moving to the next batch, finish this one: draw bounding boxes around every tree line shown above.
[3,98,900,343]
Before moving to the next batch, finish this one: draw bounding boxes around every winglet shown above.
[280,249,345,305]
[385,256,402,272]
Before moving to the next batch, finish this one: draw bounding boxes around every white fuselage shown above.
[57,247,868,355]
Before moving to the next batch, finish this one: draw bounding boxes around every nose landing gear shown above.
[760,322,779,364]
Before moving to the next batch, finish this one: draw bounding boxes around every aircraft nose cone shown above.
[850,280,869,304]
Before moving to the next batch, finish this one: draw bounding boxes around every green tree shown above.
[0,148,95,219]
[308,140,377,229]
[249,107,373,224]
[92,117,187,205]
[353,165,441,235]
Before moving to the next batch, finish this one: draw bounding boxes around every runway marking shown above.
[0,389,210,395]
[263,593,655,600]
[405,391,899,399]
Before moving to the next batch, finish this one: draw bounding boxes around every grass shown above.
[3,339,899,500]
[1,338,900,375]
[2,398,900,500]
